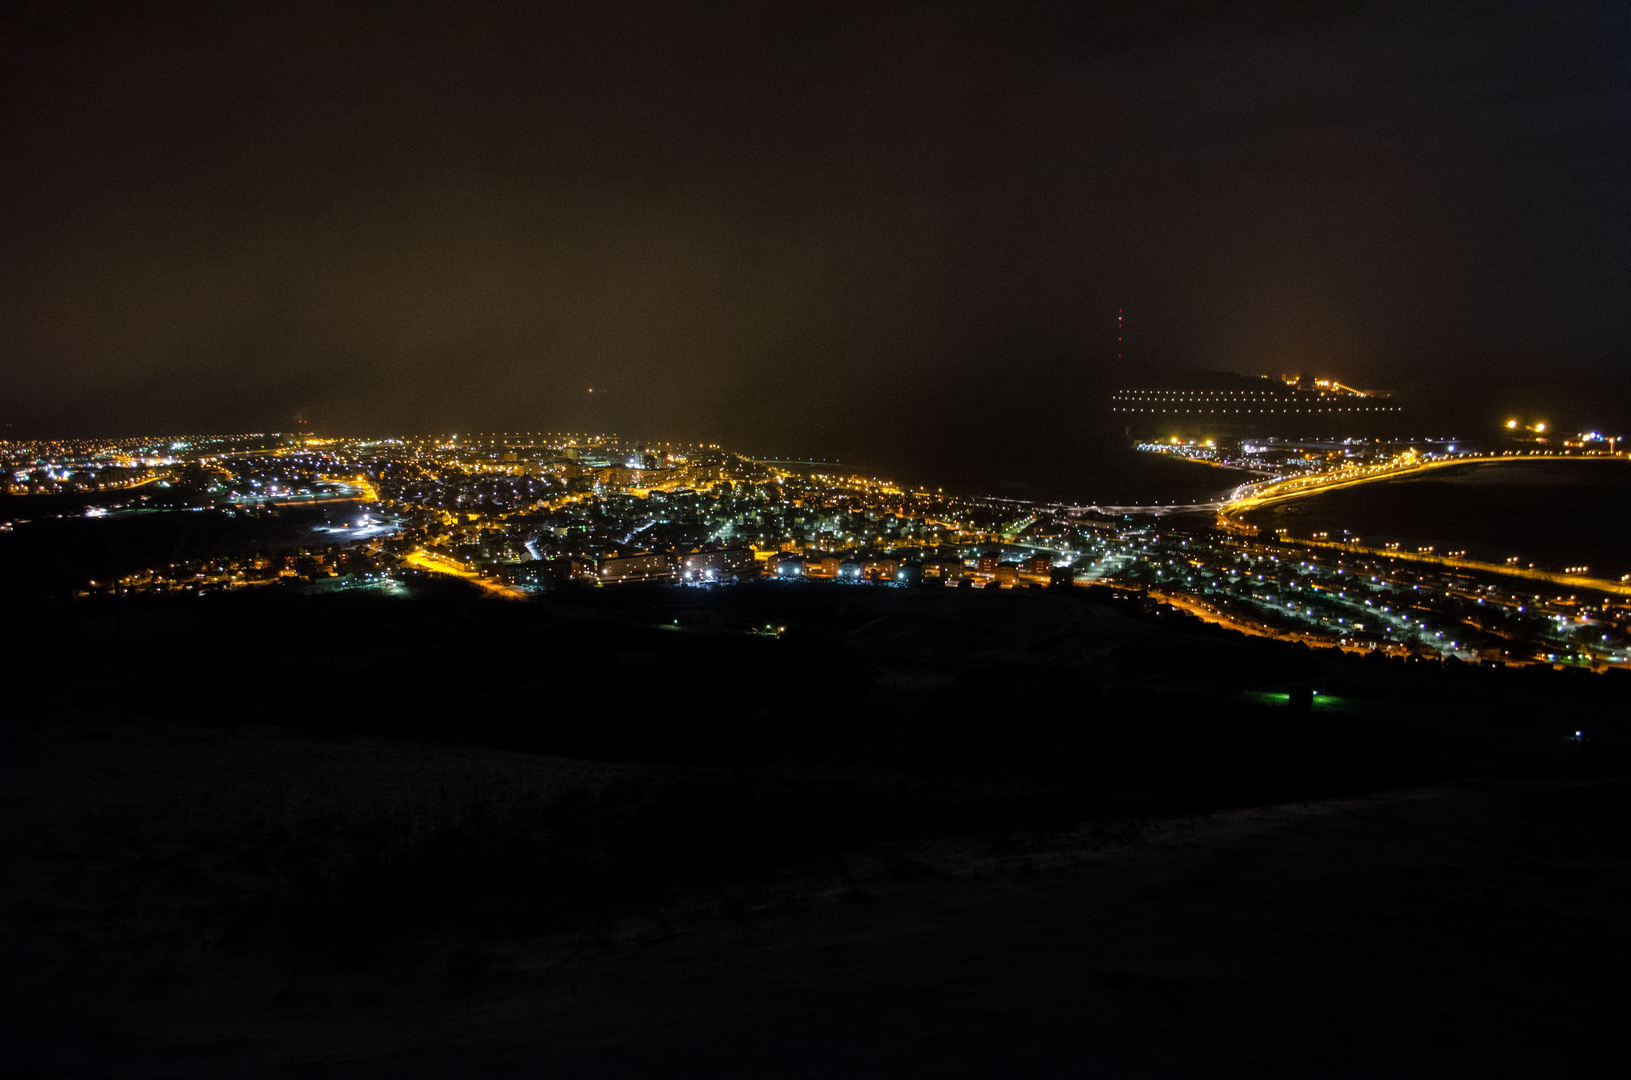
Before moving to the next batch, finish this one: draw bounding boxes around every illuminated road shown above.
[1080,580,1386,654]
[228,491,364,507]
[1082,500,1229,516]
[1221,451,1627,524]
[1145,588,1382,654]
[1077,451,1629,521]
[1294,539,1631,598]
[1208,451,1631,595]
[402,549,526,598]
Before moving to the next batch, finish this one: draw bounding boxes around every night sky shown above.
[4,2,1629,467]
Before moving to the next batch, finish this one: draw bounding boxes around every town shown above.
[5,431,1627,670]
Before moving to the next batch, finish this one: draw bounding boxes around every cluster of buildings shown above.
[6,429,1628,671]
[75,547,389,598]
[1096,523,1631,669]
[764,549,1056,587]
[2,435,272,495]
[514,546,1062,590]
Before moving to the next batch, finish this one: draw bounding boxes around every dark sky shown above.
[4,2,1629,464]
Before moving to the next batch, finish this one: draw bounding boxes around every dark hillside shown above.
[3,581,1629,1075]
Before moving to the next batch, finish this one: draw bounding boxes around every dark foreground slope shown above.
[3,580,1629,1076]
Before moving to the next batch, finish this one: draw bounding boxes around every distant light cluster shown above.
[1111,389,1401,415]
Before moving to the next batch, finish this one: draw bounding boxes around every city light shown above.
[3,428,1626,667]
